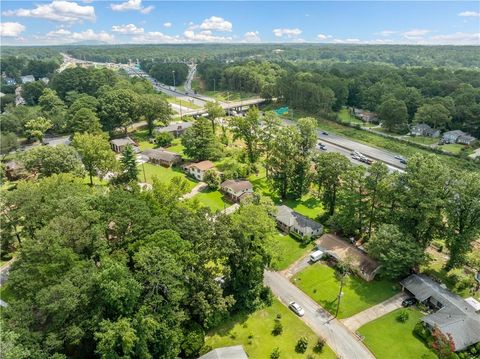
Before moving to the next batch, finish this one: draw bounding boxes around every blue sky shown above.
[1,1,479,45]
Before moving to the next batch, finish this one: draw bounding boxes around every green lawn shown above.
[249,172,324,220]
[166,96,201,109]
[292,264,399,319]
[270,233,315,271]
[202,90,258,102]
[167,138,186,156]
[137,163,196,190]
[204,299,336,359]
[438,143,469,155]
[406,136,439,145]
[358,308,436,359]
[191,189,228,212]
[337,108,364,125]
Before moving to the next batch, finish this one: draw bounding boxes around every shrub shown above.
[313,338,326,353]
[270,347,280,359]
[272,319,283,336]
[396,309,409,323]
[276,313,282,320]
[155,132,174,147]
[413,322,431,341]
[295,336,309,353]
[203,169,221,190]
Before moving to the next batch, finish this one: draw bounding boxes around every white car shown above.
[289,301,305,316]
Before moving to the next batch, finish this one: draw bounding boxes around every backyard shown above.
[137,162,196,190]
[204,299,336,359]
[190,189,228,212]
[358,308,436,359]
[270,233,315,271]
[292,263,399,319]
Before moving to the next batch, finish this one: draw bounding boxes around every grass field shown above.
[270,233,315,271]
[166,96,201,109]
[438,143,470,155]
[249,171,324,220]
[191,189,228,212]
[292,264,399,319]
[405,135,439,145]
[358,308,436,359]
[202,90,258,102]
[204,299,336,359]
[137,163,196,190]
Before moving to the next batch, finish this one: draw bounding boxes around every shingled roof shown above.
[221,179,253,193]
[198,346,248,359]
[401,274,480,351]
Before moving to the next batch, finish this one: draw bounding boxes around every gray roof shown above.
[221,179,253,192]
[155,121,193,133]
[21,75,35,83]
[198,346,248,359]
[412,123,432,131]
[110,137,136,146]
[401,274,480,351]
[443,130,466,138]
[143,148,181,162]
[275,205,323,236]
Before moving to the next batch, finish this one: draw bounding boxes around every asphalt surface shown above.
[264,270,375,359]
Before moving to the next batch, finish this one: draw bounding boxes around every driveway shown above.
[341,292,409,332]
[180,182,207,200]
[264,270,375,359]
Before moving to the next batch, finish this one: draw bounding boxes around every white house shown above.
[182,161,215,181]
[220,179,254,203]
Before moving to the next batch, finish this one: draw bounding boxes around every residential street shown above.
[264,270,375,359]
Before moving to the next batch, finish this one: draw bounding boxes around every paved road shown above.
[265,271,375,359]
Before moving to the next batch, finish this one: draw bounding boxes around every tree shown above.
[0,132,19,155]
[314,152,351,217]
[72,132,116,185]
[70,108,103,134]
[38,88,66,132]
[21,81,46,105]
[138,94,171,136]
[95,318,138,359]
[364,162,391,240]
[230,107,261,164]
[155,132,174,147]
[99,89,139,133]
[430,325,456,359]
[290,117,317,198]
[24,117,52,142]
[68,94,99,117]
[445,171,480,269]
[414,103,451,130]
[259,111,281,178]
[20,145,84,178]
[203,169,221,190]
[117,145,139,184]
[182,118,222,161]
[0,93,15,112]
[378,98,409,134]
[367,224,425,279]
[205,101,225,132]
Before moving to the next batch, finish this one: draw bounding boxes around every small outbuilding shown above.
[143,148,182,167]
[220,179,254,203]
[110,137,137,153]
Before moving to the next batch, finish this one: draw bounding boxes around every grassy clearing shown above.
[167,138,186,156]
[337,108,364,125]
[191,189,228,212]
[358,308,436,359]
[166,96,201,109]
[438,143,470,155]
[204,298,336,359]
[405,136,439,145]
[202,90,258,102]
[270,233,315,271]
[249,171,324,220]
[137,163,196,190]
[292,264,399,319]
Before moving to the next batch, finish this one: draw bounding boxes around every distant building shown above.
[15,86,25,106]
[274,205,323,239]
[110,137,137,153]
[198,345,248,359]
[3,77,16,85]
[182,160,215,181]
[143,148,181,167]
[20,75,35,84]
[442,130,476,145]
[410,123,440,138]
[40,77,50,85]
[154,121,193,137]
[220,179,254,203]
[353,108,379,123]
[401,274,480,351]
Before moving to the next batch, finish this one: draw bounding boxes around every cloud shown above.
[0,22,26,37]
[110,0,153,14]
[428,32,480,45]
[2,1,95,23]
[46,28,115,43]
[458,11,480,17]
[332,38,361,43]
[273,28,302,38]
[376,30,397,37]
[131,31,181,43]
[184,29,232,42]
[242,31,261,43]
[163,22,172,28]
[111,24,144,34]
[402,29,431,40]
[189,16,232,32]
[317,33,332,40]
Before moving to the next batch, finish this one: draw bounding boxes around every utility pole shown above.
[213,78,216,92]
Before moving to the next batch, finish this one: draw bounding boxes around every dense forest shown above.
[140,61,189,86]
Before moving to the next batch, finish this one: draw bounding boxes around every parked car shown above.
[402,297,418,307]
[289,301,305,316]
[321,131,329,135]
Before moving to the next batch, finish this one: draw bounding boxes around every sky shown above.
[0,1,479,46]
